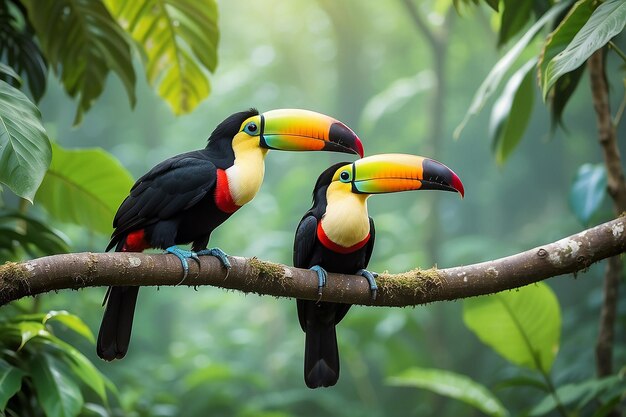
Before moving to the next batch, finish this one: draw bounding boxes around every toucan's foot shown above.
[166,246,201,280]
[356,269,378,300]
[310,265,328,297]
[196,247,231,269]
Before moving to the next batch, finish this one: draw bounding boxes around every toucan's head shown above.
[324,153,464,200]
[209,108,364,158]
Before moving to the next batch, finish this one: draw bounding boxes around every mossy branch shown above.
[1,216,626,307]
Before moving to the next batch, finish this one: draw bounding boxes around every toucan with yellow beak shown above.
[293,153,464,388]
[97,108,363,361]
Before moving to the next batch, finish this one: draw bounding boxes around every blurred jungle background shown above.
[0,0,625,416]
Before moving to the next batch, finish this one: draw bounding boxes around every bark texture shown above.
[588,49,626,383]
[1,216,625,307]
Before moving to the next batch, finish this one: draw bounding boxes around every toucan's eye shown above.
[339,170,351,182]
[243,122,259,135]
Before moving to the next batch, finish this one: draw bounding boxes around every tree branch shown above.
[1,217,625,308]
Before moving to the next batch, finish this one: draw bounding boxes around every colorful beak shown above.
[258,109,364,157]
[339,153,464,196]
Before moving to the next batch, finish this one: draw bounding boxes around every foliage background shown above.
[0,0,624,416]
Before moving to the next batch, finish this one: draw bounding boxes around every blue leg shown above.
[310,265,328,297]
[196,247,231,269]
[356,269,379,300]
[166,246,201,280]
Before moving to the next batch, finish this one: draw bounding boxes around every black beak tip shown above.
[423,159,464,196]
[328,122,364,157]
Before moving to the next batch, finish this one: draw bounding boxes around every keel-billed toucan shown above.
[97,108,363,361]
[293,153,464,388]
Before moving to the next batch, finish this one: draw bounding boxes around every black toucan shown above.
[97,108,363,361]
[293,153,464,388]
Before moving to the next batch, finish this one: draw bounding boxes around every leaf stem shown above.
[608,41,626,64]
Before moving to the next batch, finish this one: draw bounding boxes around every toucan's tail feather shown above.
[299,300,341,388]
[97,286,139,361]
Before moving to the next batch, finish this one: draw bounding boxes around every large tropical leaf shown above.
[0,212,69,260]
[23,0,136,125]
[36,336,107,403]
[463,283,561,372]
[31,353,83,417]
[0,358,24,411]
[498,0,533,47]
[388,368,509,417]
[0,1,48,102]
[543,0,626,97]
[0,63,21,84]
[43,311,95,344]
[105,0,219,115]
[454,1,570,138]
[538,0,595,96]
[35,142,134,235]
[489,58,536,165]
[0,80,51,202]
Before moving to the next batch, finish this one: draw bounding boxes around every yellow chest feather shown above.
[225,144,267,206]
[321,192,370,248]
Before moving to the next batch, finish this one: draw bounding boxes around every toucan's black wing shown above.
[363,217,376,268]
[293,215,318,269]
[108,152,217,250]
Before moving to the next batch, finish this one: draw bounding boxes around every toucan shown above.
[97,108,364,361]
[293,153,464,388]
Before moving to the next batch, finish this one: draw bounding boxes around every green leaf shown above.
[483,0,499,12]
[453,0,499,12]
[43,311,95,344]
[0,212,70,258]
[0,63,22,85]
[498,0,533,47]
[23,0,136,125]
[105,0,219,115]
[31,353,83,417]
[543,0,626,97]
[0,80,51,202]
[463,283,561,372]
[388,368,509,417]
[569,163,607,225]
[16,321,47,350]
[81,403,110,417]
[549,65,586,128]
[454,1,570,138]
[0,1,48,101]
[530,376,622,416]
[0,358,24,410]
[35,142,134,235]
[36,336,107,403]
[538,0,595,98]
[489,58,536,165]
[592,394,623,417]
